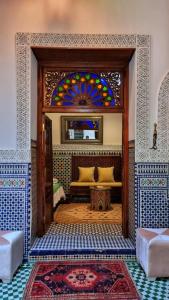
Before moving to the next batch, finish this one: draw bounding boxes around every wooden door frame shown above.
[122,66,129,237]
[37,54,130,237]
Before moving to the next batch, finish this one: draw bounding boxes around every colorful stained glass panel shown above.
[44,71,123,108]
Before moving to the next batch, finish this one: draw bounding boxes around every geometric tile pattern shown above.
[46,223,122,236]
[53,144,122,152]
[135,44,151,162]
[30,141,38,245]
[140,177,167,188]
[0,164,29,175]
[0,178,26,188]
[53,152,71,194]
[127,261,169,300]
[0,150,31,163]
[136,163,169,175]
[29,254,137,262]
[12,32,151,163]
[128,146,136,243]
[135,163,169,228]
[0,163,31,259]
[28,33,137,48]
[0,191,25,229]
[29,235,135,256]
[0,263,33,300]
[29,222,134,257]
[140,190,169,227]
[16,45,31,151]
[1,262,169,300]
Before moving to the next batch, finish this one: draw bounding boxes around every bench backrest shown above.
[72,155,122,182]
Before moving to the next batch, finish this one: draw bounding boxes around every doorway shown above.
[46,112,122,227]
[34,47,135,238]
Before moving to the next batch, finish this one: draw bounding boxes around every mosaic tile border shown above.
[0,150,31,163]
[1,33,151,162]
[52,144,122,152]
[28,254,137,262]
[136,163,169,175]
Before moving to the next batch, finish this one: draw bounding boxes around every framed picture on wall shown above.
[61,116,103,144]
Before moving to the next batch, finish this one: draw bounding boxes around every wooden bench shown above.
[70,155,122,201]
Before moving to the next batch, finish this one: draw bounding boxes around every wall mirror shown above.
[61,116,103,144]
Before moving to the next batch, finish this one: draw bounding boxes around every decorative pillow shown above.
[78,167,95,182]
[98,166,115,182]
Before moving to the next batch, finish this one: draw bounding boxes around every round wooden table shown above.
[90,185,111,211]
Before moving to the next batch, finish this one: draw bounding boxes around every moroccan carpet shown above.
[54,203,122,224]
[23,260,141,300]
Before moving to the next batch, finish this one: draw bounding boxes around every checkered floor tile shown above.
[47,222,122,235]
[0,263,33,300]
[0,261,168,300]
[30,235,135,256]
[126,261,169,300]
[30,223,134,256]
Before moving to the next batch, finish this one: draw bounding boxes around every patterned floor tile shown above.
[47,222,122,235]
[126,261,169,300]
[0,263,33,300]
[30,234,135,256]
[0,261,168,300]
[30,223,134,256]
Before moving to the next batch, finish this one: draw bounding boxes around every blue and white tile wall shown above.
[135,163,169,228]
[128,144,136,242]
[30,141,38,245]
[0,163,31,259]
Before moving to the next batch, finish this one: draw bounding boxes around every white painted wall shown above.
[0,0,169,148]
[46,113,122,146]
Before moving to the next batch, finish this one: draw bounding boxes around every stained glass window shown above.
[44,71,123,108]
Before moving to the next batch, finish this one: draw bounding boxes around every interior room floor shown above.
[29,223,135,257]
[54,203,122,224]
[0,261,169,300]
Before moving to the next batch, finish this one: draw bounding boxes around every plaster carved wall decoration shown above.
[0,33,152,162]
[157,72,169,162]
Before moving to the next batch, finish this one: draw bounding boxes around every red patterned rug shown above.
[23,260,141,300]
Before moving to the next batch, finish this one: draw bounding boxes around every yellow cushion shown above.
[98,166,114,182]
[78,167,95,182]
